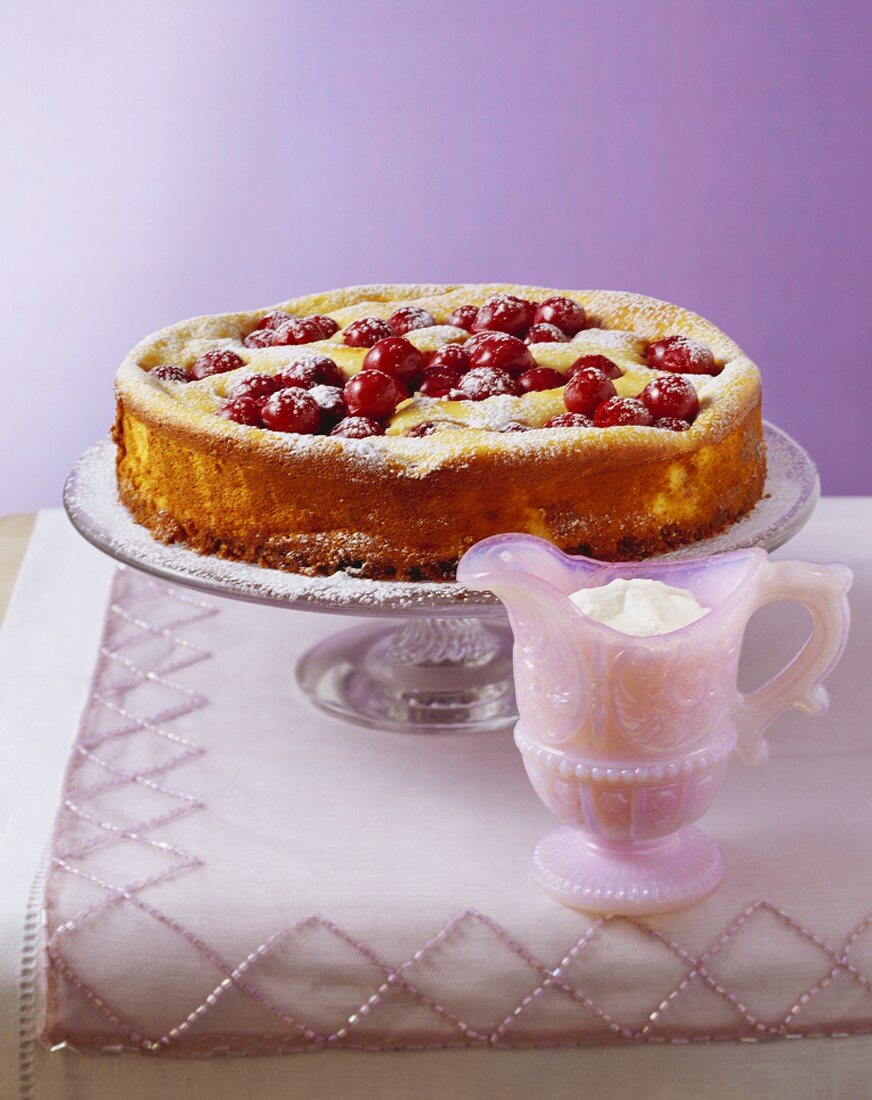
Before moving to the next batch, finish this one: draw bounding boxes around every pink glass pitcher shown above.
[457,536,851,915]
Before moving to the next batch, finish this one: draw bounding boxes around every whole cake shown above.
[113,284,766,580]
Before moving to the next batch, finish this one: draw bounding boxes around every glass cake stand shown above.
[63,423,818,734]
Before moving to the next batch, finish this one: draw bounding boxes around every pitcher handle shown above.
[736,560,851,765]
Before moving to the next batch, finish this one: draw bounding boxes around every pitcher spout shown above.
[458,534,601,604]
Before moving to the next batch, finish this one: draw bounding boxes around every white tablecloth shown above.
[2,505,872,1098]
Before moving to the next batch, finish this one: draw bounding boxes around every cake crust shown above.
[113,285,766,579]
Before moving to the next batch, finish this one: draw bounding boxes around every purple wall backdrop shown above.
[1,0,870,513]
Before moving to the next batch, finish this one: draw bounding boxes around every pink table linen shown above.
[37,518,872,1057]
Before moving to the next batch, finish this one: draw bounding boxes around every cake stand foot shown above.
[295,616,517,732]
[531,826,725,915]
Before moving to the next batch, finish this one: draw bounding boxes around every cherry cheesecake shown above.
[113,285,765,580]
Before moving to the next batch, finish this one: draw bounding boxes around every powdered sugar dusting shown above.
[570,328,646,353]
[405,325,469,350]
[665,334,712,365]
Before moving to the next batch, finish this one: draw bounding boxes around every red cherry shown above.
[254,310,296,332]
[451,367,520,401]
[260,389,322,433]
[472,294,537,336]
[419,365,466,397]
[267,321,296,346]
[533,296,587,336]
[564,367,617,415]
[570,354,622,380]
[228,372,281,403]
[594,397,654,428]
[426,343,471,373]
[308,384,347,427]
[362,337,425,386]
[331,416,385,439]
[276,355,343,390]
[463,331,495,357]
[309,314,339,338]
[191,349,245,380]
[646,335,720,375]
[641,374,699,422]
[389,305,436,335]
[524,323,567,345]
[655,417,691,431]
[518,366,566,393]
[275,363,322,389]
[343,370,399,419]
[467,332,534,376]
[544,412,594,428]
[219,395,263,425]
[243,329,278,349]
[342,317,394,348]
[151,364,188,383]
[390,377,411,401]
[446,304,479,331]
[271,317,326,346]
[308,355,343,386]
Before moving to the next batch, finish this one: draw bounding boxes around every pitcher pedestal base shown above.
[531,826,724,915]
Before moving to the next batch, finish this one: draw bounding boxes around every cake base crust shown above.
[114,405,765,580]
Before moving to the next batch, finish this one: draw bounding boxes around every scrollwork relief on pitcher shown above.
[504,583,591,746]
[610,644,729,755]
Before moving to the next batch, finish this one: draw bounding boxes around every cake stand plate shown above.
[64,423,818,732]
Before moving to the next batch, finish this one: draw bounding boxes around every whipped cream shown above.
[569,577,709,637]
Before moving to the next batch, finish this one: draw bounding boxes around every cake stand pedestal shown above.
[296,617,514,732]
[64,423,818,733]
